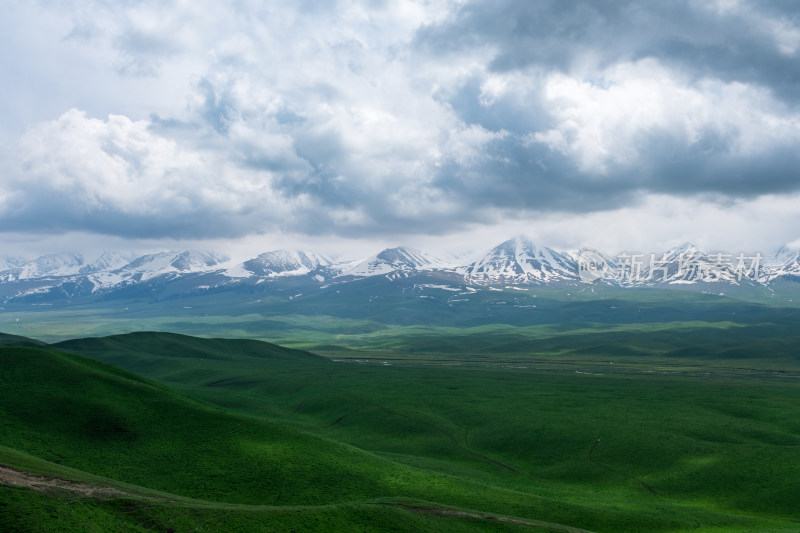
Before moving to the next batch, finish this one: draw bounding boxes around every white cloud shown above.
[1,0,800,255]
[4,109,293,236]
[531,59,800,174]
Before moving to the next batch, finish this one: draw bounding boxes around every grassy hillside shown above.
[0,450,552,533]
[53,331,331,392]
[0,340,720,532]
[0,332,45,347]
[57,333,800,519]
[0,331,789,531]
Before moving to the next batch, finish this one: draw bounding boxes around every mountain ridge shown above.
[0,238,797,303]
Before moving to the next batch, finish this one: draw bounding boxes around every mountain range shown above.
[0,237,798,303]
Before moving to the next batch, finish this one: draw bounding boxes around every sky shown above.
[1,0,799,261]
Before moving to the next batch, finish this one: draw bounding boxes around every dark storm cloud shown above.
[404,0,800,215]
[416,0,800,104]
[0,192,255,240]
[433,75,551,135]
[430,135,637,213]
[428,126,800,216]
[639,131,800,197]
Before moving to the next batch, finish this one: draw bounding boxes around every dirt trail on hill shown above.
[0,464,126,499]
[379,503,597,532]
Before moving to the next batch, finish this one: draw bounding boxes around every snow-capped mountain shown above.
[79,251,138,275]
[86,251,229,290]
[767,246,800,281]
[0,239,798,303]
[1,253,85,281]
[343,247,442,278]
[0,257,26,272]
[631,243,749,285]
[112,251,226,279]
[462,237,578,284]
[243,250,333,277]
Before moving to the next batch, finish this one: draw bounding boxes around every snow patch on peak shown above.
[772,245,800,265]
[109,251,227,280]
[170,251,229,271]
[767,244,800,280]
[16,253,85,279]
[343,247,441,277]
[243,249,332,277]
[80,251,138,274]
[81,250,228,290]
[0,257,27,272]
[464,238,578,284]
[664,242,700,257]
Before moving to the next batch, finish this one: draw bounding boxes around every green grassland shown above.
[3,282,800,346]
[2,286,800,530]
[0,342,583,532]
[4,284,800,378]
[2,327,800,531]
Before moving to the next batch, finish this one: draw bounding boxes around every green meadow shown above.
[1,288,800,531]
[0,333,798,529]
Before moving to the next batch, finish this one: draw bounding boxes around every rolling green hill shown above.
[0,332,46,347]
[2,332,799,531]
[0,342,587,531]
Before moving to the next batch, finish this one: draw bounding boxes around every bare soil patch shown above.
[0,463,126,499]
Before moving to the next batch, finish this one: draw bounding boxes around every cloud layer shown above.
[1,0,799,245]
